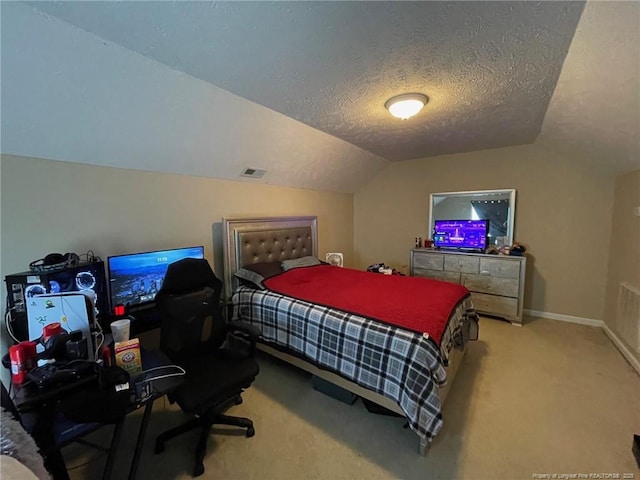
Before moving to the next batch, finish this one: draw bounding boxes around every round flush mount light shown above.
[385,93,429,120]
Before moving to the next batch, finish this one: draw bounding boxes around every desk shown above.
[11,349,183,480]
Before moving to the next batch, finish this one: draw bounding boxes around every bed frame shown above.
[222,216,465,455]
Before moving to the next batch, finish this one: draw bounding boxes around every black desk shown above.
[11,349,183,480]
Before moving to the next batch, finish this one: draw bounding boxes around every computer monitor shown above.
[107,246,205,313]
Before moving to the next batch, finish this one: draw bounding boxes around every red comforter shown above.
[263,265,469,345]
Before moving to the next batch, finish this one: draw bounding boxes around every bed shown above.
[222,216,479,454]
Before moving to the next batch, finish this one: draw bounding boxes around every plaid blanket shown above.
[232,286,478,443]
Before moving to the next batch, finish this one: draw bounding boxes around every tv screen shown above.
[107,246,205,312]
[433,219,489,251]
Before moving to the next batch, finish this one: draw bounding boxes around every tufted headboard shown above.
[222,216,318,300]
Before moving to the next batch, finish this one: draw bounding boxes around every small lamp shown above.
[385,93,428,120]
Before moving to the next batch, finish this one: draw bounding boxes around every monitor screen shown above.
[107,246,205,311]
[433,219,489,251]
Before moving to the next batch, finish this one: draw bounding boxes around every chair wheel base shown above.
[193,463,205,477]
[246,426,255,438]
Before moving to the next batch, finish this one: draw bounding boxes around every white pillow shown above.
[281,256,321,271]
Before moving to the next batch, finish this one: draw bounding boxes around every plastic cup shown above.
[110,319,131,343]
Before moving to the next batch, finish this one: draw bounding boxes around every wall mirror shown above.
[428,189,516,246]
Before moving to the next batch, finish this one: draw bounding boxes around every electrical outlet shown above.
[634,206,640,217]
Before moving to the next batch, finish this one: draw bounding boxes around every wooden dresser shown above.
[410,249,526,325]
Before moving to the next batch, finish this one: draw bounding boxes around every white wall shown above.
[604,170,640,369]
[0,154,355,385]
[354,142,615,323]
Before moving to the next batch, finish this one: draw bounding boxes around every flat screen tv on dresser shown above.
[432,219,489,252]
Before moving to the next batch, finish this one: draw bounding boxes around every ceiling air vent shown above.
[240,168,266,179]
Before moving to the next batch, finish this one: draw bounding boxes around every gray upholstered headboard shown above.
[222,216,318,300]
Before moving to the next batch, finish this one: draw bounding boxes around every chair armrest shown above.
[227,321,260,356]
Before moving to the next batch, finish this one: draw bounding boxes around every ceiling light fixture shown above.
[385,93,428,120]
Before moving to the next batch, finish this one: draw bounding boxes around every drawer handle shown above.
[480,270,491,275]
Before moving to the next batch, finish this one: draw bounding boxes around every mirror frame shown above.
[428,188,516,246]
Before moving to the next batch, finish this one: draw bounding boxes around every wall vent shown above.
[616,282,640,353]
[240,168,266,179]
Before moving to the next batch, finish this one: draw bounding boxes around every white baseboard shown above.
[602,323,640,376]
[524,309,640,375]
[524,309,604,328]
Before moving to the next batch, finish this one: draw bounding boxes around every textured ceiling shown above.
[539,1,640,174]
[25,1,586,162]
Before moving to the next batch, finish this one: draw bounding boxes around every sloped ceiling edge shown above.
[538,1,640,174]
[0,3,389,194]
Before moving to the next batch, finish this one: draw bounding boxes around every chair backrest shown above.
[155,258,227,363]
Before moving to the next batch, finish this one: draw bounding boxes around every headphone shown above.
[29,253,80,273]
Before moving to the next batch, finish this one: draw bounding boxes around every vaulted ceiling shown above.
[1,1,638,192]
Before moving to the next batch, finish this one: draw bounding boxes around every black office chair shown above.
[153,258,260,477]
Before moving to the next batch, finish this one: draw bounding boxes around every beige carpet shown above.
[65,316,640,480]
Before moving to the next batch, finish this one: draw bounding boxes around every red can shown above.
[9,344,27,385]
[101,345,112,367]
[21,341,37,372]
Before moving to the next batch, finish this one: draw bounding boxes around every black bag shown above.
[59,365,131,424]
[366,263,388,273]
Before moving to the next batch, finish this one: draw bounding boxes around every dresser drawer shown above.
[444,255,479,274]
[412,253,444,270]
[414,268,461,284]
[461,273,520,298]
[410,249,525,325]
[470,292,518,318]
[478,257,520,279]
